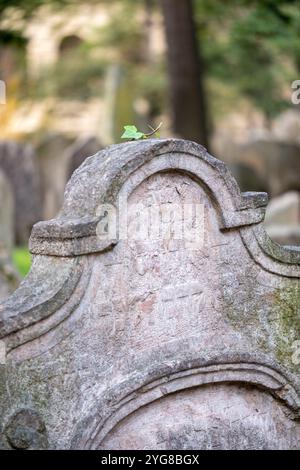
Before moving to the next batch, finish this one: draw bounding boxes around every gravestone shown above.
[35,133,73,221]
[0,170,20,301]
[229,162,266,193]
[0,169,14,252]
[221,139,300,197]
[264,191,300,246]
[64,136,103,180]
[35,134,102,221]
[272,110,300,144]
[0,139,300,450]
[265,191,300,226]
[0,247,20,302]
[0,140,42,245]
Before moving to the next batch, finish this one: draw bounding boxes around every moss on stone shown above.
[273,284,300,367]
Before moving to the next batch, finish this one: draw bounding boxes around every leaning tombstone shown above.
[64,136,103,180]
[230,140,300,197]
[0,140,42,245]
[0,246,20,301]
[0,139,300,450]
[229,162,267,193]
[0,170,20,301]
[0,169,14,252]
[35,133,73,221]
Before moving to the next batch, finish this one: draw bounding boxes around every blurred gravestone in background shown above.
[229,163,266,194]
[103,64,137,145]
[1,140,300,449]
[272,110,300,145]
[0,169,14,251]
[264,191,300,246]
[64,136,103,181]
[0,170,20,300]
[35,133,73,221]
[0,248,20,301]
[221,140,300,196]
[0,141,42,245]
[35,133,103,221]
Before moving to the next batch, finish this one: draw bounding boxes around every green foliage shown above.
[30,46,106,100]
[121,125,145,140]
[0,0,67,16]
[134,61,168,119]
[0,0,67,68]
[195,0,299,118]
[0,29,27,46]
[97,4,144,64]
[121,122,162,140]
[12,247,31,277]
[2,0,298,125]
[96,0,167,122]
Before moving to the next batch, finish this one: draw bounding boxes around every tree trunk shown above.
[160,0,209,148]
[143,0,154,63]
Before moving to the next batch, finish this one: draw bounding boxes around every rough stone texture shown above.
[4,408,48,450]
[0,139,300,450]
[99,384,300,450]
[0,140,42,245]
[264,191,300,246]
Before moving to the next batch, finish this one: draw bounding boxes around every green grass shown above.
[12,247,31,277]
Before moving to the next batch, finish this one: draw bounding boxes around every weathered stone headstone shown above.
[0,140,42,245]
[0,139,300,450]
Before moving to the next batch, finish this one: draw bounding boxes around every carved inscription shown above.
[90,172,220,349]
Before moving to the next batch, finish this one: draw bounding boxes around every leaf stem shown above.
[145,122,163,138]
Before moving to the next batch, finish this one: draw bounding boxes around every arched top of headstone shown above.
[59,138,266,220]
[29,139,300,270]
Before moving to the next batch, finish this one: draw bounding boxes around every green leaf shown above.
[121,125,145,140]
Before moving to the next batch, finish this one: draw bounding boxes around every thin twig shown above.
[144,122,163,137]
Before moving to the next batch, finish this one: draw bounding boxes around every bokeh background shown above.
[1,0,300,296]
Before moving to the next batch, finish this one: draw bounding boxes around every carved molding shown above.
[72,359,300,449]
[0,256,90,351]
